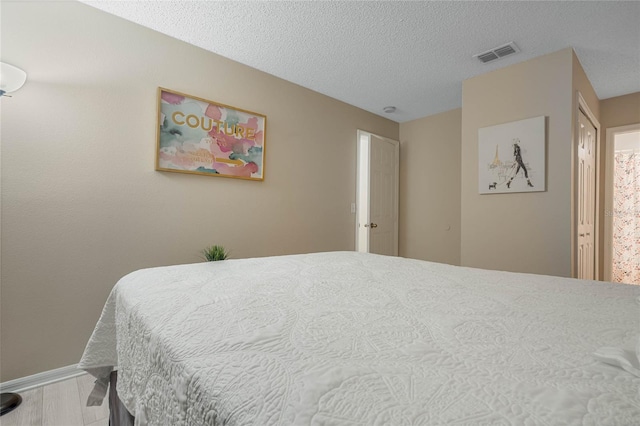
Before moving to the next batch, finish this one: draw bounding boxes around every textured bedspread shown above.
[80,252,640,425]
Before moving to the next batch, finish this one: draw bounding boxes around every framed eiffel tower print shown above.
[478,116,546,194]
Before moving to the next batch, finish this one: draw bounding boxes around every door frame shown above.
[571,92,601,279]
[355,130,399,254]
[603,123,640,281]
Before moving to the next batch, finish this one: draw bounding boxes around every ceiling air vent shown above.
[474,42,520,64]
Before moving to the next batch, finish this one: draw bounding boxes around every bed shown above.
[79,251,640,425]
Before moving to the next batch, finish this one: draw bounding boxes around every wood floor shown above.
[0,374,108,426]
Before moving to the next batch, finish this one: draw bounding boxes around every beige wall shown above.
[572,52,600,119]
[461,49,576,277]
[0,1,398,381]
[600,92,640,129]
[399,109,461,264]
[598,92,640,276]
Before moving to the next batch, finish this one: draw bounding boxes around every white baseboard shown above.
[0,364,86,393]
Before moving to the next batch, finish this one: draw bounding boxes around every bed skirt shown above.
[109,371,134,426]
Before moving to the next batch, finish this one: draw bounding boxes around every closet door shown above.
[577,109,597,280]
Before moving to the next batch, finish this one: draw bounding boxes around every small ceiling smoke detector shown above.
[383,106,396,113]
[474,42,520,64]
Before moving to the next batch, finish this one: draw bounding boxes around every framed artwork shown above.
[156,88,266,181]
[478,116,545,194]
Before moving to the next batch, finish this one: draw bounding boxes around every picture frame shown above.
[478,116,545,194]
[156,88,266,181]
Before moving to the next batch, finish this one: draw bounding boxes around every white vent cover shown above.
[474,42,520,63]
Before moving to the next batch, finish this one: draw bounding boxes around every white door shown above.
[356,131,399,256]
[577,109,597,280]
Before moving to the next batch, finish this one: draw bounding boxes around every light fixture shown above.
[0,62,27,97]
[383,106,396,114]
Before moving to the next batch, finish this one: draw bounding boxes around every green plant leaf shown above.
[202,245,229,261]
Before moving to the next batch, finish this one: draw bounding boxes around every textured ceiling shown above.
[82,1,640,123]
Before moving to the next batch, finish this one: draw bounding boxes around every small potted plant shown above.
[202,245,229,261]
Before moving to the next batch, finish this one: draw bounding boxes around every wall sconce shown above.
[0,62,27,97]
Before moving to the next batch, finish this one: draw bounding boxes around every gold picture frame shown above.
[156,88,266,181]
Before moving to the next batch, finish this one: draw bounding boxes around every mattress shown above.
[79,251,640,425]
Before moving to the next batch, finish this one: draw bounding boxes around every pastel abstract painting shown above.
[156,88,266,181]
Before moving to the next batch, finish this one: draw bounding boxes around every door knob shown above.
[364,223,378,228]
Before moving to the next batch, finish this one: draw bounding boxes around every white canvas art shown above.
[478,116,545,194]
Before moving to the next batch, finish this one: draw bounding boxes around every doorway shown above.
[355,130,399,256]
[604,124,640,284]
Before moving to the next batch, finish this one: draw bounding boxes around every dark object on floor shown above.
[0,392,22,416]
[109,372,134,426]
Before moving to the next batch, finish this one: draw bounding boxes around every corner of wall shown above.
[398,108,462,265]
[461,49,574,277]
[572,50,600,119]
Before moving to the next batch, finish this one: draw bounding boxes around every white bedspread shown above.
[79,252,640,425]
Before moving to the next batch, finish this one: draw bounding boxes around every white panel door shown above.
[577,109,597,280]
[369,135,399,255]
[356,131,399,256]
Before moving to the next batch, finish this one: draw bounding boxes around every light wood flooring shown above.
[0,374,108,426]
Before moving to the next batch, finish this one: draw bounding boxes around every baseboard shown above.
[0,364,86,393]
